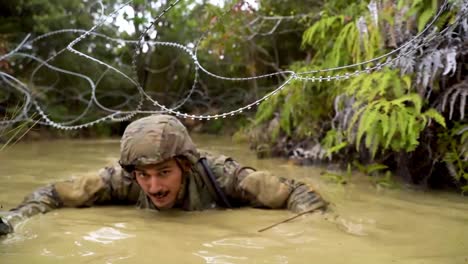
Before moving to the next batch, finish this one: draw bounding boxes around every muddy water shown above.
[0,136,467,264]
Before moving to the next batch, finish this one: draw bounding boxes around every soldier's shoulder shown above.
[198,149,230,163]
[98,161,130,179]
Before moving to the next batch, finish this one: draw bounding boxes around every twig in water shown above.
[258,203,326,233]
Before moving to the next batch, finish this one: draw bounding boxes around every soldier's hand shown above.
[0,217,13,236]
[239,171,291,208]
[287,184,327,213]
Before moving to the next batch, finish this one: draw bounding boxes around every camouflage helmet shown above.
[119,115,199,171]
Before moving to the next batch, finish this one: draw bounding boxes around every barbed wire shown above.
[0,0,464,130]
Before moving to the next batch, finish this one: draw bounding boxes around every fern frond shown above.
[366,163,389,174]
[364,21,383,60]
[255,93,280,124]
[376,72,392,98]
[344,69,413,103]
[385,111,398,148]
[356,102,379,148]
[330,22,357,66]
[370,128,382,158]
[401,75,412,95]
[395,93,423,113]
[347,103,366,139]
[406,112,420,150]
[380,110,390,137]
[418,8,435,32]
[301,15,344,49]
[347,92,434,155]
[423,108,446,128]
[322,128,348,158]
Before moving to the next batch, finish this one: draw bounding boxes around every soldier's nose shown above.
[148,176,162,193]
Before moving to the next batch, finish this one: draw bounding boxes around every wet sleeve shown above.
[4,164,140,228]
[212,155,327,213]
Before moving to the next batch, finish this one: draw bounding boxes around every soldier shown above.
[0,115,326,235]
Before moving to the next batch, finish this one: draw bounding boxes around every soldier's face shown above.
[134,159,183,209]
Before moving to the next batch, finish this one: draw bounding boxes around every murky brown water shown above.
[1,135,467,264]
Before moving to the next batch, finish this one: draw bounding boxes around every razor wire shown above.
[0,0,465,130]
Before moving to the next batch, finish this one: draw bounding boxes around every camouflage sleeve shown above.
[3,163,140,229]
[282,178,328,213]
[209,154,327,213]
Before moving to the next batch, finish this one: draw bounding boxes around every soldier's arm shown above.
[211,155,327,213]
[1,164,140,235]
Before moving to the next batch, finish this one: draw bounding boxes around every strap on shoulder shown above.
[198,157,232,208]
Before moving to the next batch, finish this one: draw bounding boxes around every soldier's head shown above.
[119,115,199,209]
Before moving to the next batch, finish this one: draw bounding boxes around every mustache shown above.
[149,190,170,197]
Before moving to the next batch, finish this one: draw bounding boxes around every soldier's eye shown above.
[160,170,171,176]
[135,171,148,178]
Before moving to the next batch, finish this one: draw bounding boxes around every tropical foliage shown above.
[249,0,467,191]
[0,0,466,191]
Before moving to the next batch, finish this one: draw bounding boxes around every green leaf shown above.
[418,8,434,32]
[424,108,446,128]
[326,142,348,156]
[380,110,390,137]
[366,163,389,174]
[385,111,398,148]
[394,108,409,150]
[402,75,412,94]
[352,161,366,174]
[461,129,468,143]
[370,129,381,158]
[411,0,424,9]
[357,105,378,148]
[397,0,405,11]
[255,94,279,124]
[347,105,366,138]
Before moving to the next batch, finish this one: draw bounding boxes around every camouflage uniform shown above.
[0,115,326,235]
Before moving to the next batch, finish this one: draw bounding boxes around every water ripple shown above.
[82,227,134,245]
[194,250,248,264]
[211,238,265,249]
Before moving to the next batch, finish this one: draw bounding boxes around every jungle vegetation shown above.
[246,0,467,191]
[0,0,466,191]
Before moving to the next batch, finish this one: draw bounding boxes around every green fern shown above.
[254,93,280,125]
[301,15,345,50]
[422,108,447,128]
[279,99,293,136]
[405,0,439,32]
[439,123,468,190]
[344,69,411,102]
[303,10,384,67]
[347,94,446,157]
[330,22,359,66]
[322,129,348,158]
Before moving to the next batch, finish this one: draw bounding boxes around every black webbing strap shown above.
[199,158,232,208]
